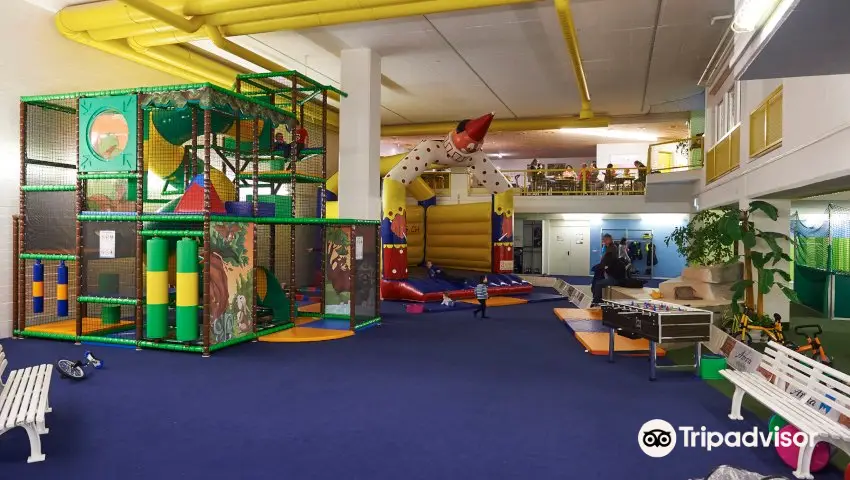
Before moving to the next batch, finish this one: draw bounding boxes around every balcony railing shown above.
[647,135,705,173]
[468,167,648,196]
[750,84,783,158]
[706,124,741,183]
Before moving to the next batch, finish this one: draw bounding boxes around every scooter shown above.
[56,350,103,380]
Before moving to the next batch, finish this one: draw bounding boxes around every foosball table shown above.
[601,299,713,381]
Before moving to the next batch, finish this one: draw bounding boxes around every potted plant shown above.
[715,201,799,331]
[665,208,739,283]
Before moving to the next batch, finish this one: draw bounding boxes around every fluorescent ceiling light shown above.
[559,128,658,142]
[732,0,779,33]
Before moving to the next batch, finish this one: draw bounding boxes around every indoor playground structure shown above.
[328,113,532,303]
[13,71,380,354]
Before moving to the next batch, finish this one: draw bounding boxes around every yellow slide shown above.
[144,120,241,202]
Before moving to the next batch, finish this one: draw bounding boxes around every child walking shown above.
[473,275,489,318]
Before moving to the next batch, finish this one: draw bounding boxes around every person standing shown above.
[473,275,489,318]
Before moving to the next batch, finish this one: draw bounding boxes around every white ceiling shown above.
[250,0,732,124]
[26,0,730,158]
[742,0,850,81]
[381,113,691,158]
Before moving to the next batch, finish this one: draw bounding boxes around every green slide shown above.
[257,266,291,324]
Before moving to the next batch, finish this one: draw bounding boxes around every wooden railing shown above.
[468,167,648,196]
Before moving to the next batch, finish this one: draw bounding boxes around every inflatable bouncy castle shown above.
[327,113,531,302]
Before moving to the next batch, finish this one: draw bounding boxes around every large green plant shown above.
[715,200,799,316]
[665,209,735,266]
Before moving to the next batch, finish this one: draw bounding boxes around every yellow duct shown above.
[118,0,204,33]
[55,18,208,85]
[127,39,238,87]
[120,0,435,42]
[57,0,308,32]
[553,0,593,119]
[56,0,185,32]
[227,0,539,35]
[125,0,539,43]
[381,116,610,137]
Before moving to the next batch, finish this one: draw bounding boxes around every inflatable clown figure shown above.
[381,113,514,280]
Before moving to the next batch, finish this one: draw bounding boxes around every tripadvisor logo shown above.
[637,419,815,458]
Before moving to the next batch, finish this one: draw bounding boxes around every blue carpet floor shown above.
[0,302,841,479]
[551,275,663,288]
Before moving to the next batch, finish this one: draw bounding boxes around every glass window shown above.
[88,109,129,161]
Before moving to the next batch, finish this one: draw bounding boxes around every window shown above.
[713,82,741,145]
[749,84,783,158]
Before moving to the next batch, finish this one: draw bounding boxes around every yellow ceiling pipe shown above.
[224,0,540,36]
[57,0,307,32]
[55,18,208,85]
[183,0,313,16]
[553,0,593,119]
[381,116,610,137]
[56,0,185,32]
[117,0,204,33]
[127,38,238,87]
[79,0,428,41]
[123,0,477,46]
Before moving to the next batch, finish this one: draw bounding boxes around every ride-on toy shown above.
[57,350,103,380]
[787,324,833,366]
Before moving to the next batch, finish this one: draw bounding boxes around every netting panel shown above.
[829,204,850,274]
[25,102,77,167]
[22,259,79,329]
[23,191,76,253]
[352,225,379,325]
[81,221,138,297]
[792,212,829,271]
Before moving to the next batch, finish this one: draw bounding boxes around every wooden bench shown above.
[0,345,53,463]
[721,341,850,479]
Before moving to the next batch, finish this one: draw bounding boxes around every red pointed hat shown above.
[464,112,494,142]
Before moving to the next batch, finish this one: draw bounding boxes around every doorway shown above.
[547,224,590,276]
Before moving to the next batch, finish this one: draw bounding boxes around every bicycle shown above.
[727,306,788,346]
[56,350,103,380]
[787,324,833,366]
[725,308,834,366]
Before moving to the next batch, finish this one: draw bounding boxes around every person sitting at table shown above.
[527,159,543,193]
[603,163,617,193]
[578,163,591,191]
[562,165,577,180]
[633,160,648,186]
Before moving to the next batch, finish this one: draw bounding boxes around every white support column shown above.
[742,197,792,322]
[339,48,381,220]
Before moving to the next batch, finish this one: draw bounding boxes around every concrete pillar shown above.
[338,48,381,220]
[741,197,792,322]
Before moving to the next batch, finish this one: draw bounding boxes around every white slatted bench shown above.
[721,341,850,479]
[0,345,53,463]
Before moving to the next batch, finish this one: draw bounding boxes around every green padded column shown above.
[176,238,199,341]
[146,237,169,339]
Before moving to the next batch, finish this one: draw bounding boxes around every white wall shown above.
[596,143,651,168]
[0,0,183,337]
[700,73,850,210]
[491,157,596,172]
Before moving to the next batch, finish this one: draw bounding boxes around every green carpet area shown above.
[666,305,850,472]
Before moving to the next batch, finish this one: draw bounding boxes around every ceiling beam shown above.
[381,116,610,137]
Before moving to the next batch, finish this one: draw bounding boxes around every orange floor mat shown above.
[258,327,353,343]
[574,331,665,357]
[459,297,528,307]
[298,302,321,313]
[554,308,601,321]
[26,318,134,336]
